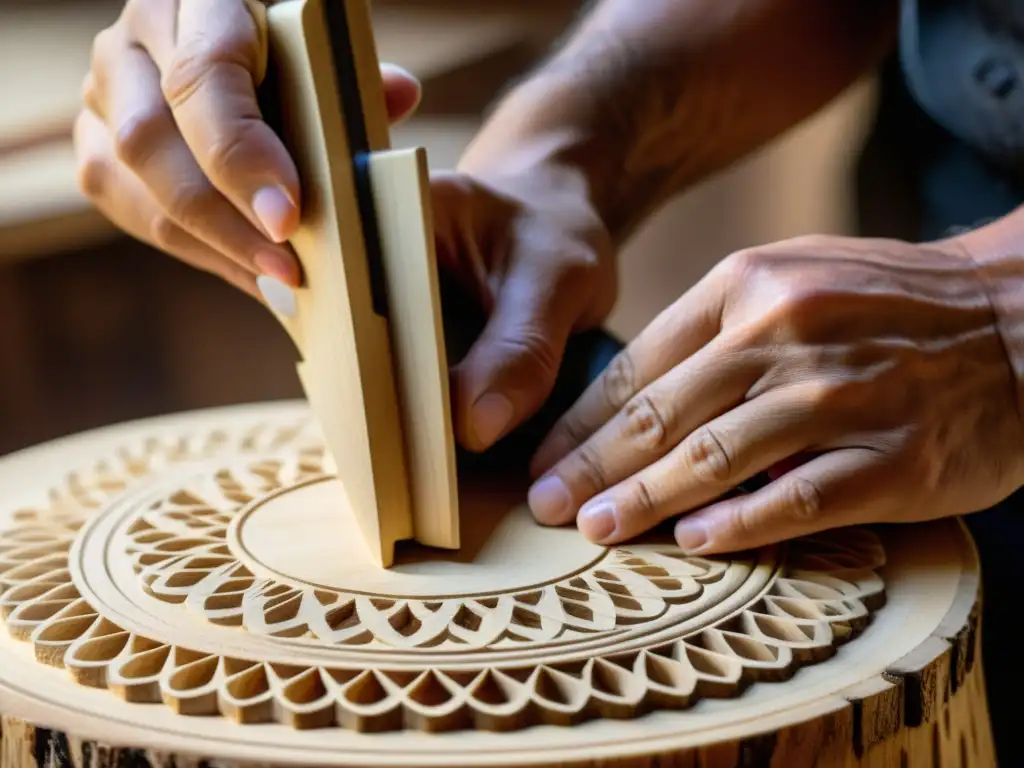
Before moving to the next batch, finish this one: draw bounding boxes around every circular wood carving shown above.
[0,402,996,766]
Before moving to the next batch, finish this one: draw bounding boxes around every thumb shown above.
[450,261,585,453]
[380,63,421,124]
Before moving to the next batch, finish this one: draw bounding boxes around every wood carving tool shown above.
[0,6,998,756]
[249,0,459,567]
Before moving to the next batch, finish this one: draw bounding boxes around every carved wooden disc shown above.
[0,402,994,766]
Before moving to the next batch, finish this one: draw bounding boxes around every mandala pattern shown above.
[128,457,732,650]
[0,414,888,732]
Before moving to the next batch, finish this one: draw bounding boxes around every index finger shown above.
[529,268,727,478]
[143,0,301,243]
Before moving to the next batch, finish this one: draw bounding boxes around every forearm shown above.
[459,0,897,244]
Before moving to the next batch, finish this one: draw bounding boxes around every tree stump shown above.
[0,402,994,767]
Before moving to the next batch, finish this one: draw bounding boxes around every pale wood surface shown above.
[0,401,995,766]
[259,0,461,561]
[262,0,415,566]
[368,148,459,550]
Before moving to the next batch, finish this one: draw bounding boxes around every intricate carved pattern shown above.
[127,459,730,649]
[0,415,887,732]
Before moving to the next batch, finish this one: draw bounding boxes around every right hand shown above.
[76,0,620,456]
[74,0,422,298]
[430,160,618,453]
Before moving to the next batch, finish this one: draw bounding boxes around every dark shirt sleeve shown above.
[900,0,1024,177]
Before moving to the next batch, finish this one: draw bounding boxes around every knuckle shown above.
[161,51,208,108]
[75,152,107,200]
[112,107,168,167]
[601,351,636,411]
[730,501,760,542]
[764,286,828,342]
[727,320,772,361]
[721,247,765,283]
[204,123,257,177]
[164,182,215,229]
[780,477,823,522]
[680,426,733,484]
[626,478,657,517]
[558,244,602,277]
[622,394,669,451]
[149,215,181,251]
[556,412,589,449]
[806,378,863,416]
[805,380,840,411]
[773,282,814,314]
[775,284,831,324]
[501,328,560,384]
[541,242,609,306]
[161,33,256,109]
[571,445,608,493]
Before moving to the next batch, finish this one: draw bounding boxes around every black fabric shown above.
[857,55,1024,243]
[437,269,623,477]
[860,6,1024,761]
[439,5,1024,757]
[901,0,1024,176]
[438,273,770,494]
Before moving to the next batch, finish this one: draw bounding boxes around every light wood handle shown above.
[250,0,460,565]
[369,147,459,550]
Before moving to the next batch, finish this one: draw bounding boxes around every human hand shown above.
[430,161,617,453]
[526,234,1024,553]
[73,0,421,298]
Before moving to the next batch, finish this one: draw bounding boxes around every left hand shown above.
[526,234,1024,553]
[74,0,421,299]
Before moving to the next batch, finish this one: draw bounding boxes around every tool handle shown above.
[250,0,460,565]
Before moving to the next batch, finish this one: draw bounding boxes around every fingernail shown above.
[528,474,572,523]
[578,501,616,543]
[254,252,296,285]
[380,62,421,93]
[381,62,418,80]
[675,519,708,553]
[380,63,422,94]
[471,392,514,447]
[257,275,296,317]
[252,185,297,242]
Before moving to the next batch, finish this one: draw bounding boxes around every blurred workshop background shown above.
[0,0,877,458]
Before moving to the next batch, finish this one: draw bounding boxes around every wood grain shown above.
[0,401,996,767]
[257,0,461,563]
[260,0,412,566]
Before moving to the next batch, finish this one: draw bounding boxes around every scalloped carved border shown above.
[0,417,887,733]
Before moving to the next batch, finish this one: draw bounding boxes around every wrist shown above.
[955,215,1024,419]
[456,73,627,243]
